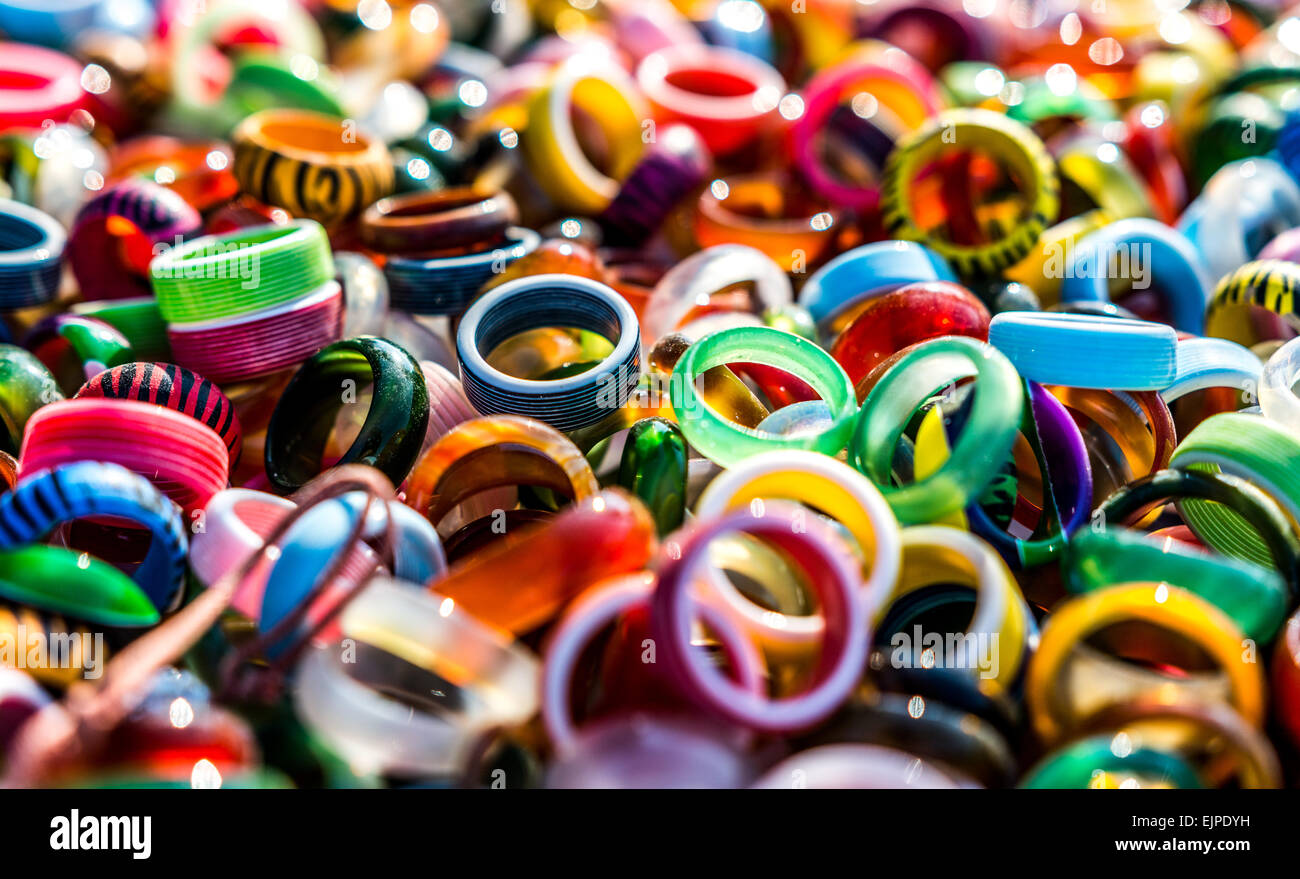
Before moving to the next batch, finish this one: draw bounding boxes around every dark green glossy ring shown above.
[1093,468,1300,598]
[616,417,687,536]
[265,336,429,492]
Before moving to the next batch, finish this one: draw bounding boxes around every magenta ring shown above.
[167,281,343,383]
[541,571,766,753]
[792,61,942,211]
[650,501,868,733]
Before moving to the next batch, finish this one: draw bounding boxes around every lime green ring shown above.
[0,545,159,628]
[850,336,1023,525]
[149,220,335,324]
[1063,527,1288,643]
[1170,412,1300,567]
[669,326,856,468]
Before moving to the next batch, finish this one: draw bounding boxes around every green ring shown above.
[1019,734,1205,789]
[669,326,856,468]
[850,336,1023,525]
[71,298,171,361]
[0,545,159,628]
[265,336,430,493]
[1063,527,1288,643]
[149,220,335,324]
[0,344,60,455]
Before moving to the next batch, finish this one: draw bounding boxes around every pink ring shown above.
[651,501,868,733]
[542,571,766,753]
[791,59,942,210]
[18,398,229,514]
[168,281,343,384]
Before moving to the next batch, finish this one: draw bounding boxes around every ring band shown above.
[881,108,1059,276]
[265,336,430,493]
[232,109,394,228]
[671,325,856,468]
[456,274,641,432]
[0,198,66,309]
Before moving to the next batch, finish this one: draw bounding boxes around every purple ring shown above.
[857,3,994,64]
[597,123,711,247]
[967,381,1093,567]
[71,178,202,245]
[650,500,868,733]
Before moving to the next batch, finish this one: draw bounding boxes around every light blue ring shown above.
[988,311,1178,390]
[1160,337,1262,403]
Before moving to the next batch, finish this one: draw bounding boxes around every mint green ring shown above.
[850,336,1023,525]
[1019,734,1204,789]
[669,326,856,468]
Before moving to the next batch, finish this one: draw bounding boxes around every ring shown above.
[75,362,244,472]
[0,198,66,309]
[456,274,641,432]
[165,280,344,385]
[294,576,539,777]
[265,336,430,493]
[851,336,1023,525]
[651,501,869,733]
[18,398,229,515]
[232,109,394,228]
[1026,582,1265,744]
[0,460,187,611]
[988,312,1179,390]
[149,220,335,324]
[1065,525,1287,644]
[693,449,902,656]
[672,325,856,468]
[636,44,786,158]
[406,414,599,533]
[881,108,1059,276]
[360,187,518,254]
[383,226,540,316]
[540,571,765,753]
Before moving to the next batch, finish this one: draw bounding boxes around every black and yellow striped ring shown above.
[232,109,395,228]
[880,108,1059,278]
[1206,259,1300,345]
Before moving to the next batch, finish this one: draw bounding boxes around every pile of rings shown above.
[4,0,1300,790]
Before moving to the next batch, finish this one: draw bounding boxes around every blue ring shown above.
[798,240,957,326]
[1059,218,1212,334]
[457,273,641,431]
[988,312,1178,390]
[0,460,187,611]
[383,226,540,315]
[0,0,103,47]
[0,198,66,310]
[258,492,447,655]
[1160,337,1262,403]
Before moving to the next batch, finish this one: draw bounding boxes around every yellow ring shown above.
[1026,582,1265,744]
[880,107,1059,276]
